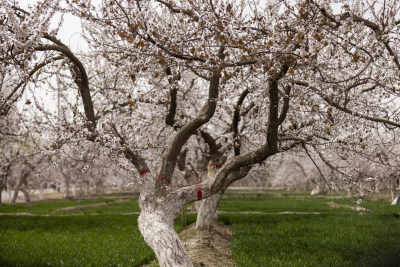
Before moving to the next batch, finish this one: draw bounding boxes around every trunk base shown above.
[138,211,193,267]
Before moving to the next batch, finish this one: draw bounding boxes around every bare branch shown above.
[155,0,199,21]
[232,89,249,156]
[35,44,96,128]
[157,65,222,185]
[292,80,400,128]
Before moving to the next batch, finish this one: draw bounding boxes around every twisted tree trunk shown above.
[138,210,193,267]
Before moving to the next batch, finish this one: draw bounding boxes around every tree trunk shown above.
[79,180,83,197]
[7,180,12,203]
[85,181,90,195]
[138,210,193,267]
[390,175,397,200]
[0,177,5,204]
[12,176,24,203]
[375,178,381,194]
[347,183,354,197]
[20,186,31,202]
[12,171,31,203]
[195,191,223,230]
[65,175,70,199]
[0,185,3,204]
[39,185,44,200]
[311,182,327,196]
[21,186,30,202]
[11,188,19,203]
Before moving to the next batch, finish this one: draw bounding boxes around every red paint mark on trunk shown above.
[195,184,202,201]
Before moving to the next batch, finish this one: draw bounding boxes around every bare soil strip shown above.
[223,195,345,199]
[51,199,131,213]
[179,222,235,267]
[327,201,367,211]
[1,211,359,216]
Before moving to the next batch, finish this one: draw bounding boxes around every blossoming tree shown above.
[2,0,400,265]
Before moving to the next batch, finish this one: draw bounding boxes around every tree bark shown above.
[138,210,193,267]
[390,175,397,200]
[11,171,30,203]
[196,191,223,230]
[347,183,354,197]
[20,186,30,202]
[7,180,12,203]
[0,184,3,204]
[39,185,44,200]
[11,188,18,203]
[64,174,70,199]
[195,159,224,230]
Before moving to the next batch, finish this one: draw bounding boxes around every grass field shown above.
[0,198,120,214]
[221,213,400,267]
[0,190,399,266]
[0,215,153,266]
[0,214,196,266]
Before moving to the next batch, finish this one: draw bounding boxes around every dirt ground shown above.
[179,222,235,267]
[142,221,235,267]
[327,201,367,211]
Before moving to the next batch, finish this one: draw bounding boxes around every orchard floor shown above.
[179,222,235,267]
[1,190,400,266]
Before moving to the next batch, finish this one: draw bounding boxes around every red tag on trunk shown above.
[195,184,202,201]
[139,169,150,176]
[157,174,171,185]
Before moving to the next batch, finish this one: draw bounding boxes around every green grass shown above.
[329,198,400,213]
[224,190,311,198]
[0,214,196,267]
[94,193,139,198]
[0,215,153,266]
[56,199,141,215]
[219,197,353,213]
[1,191,399,266]
[0,198,120,214]
[221,213,400,267]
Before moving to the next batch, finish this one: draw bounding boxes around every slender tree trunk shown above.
[7,180,12,203]
[65,175,70,199]
[11,188,19,203]
[375,178,381,194]
[39,184,44,200]
[347,183,354,197]
[85,181,90,195]
[20,186,30,202]
[79,180,83,196]
[0,184,3,204]
[390,175,397,200]
[196,166,245,230]
[196,191,223,230]
[11,171,29,203]
[138,210,193,267]
[0,176,6,204]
